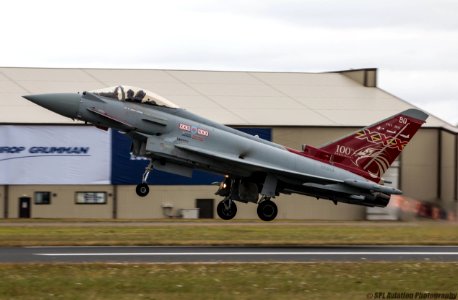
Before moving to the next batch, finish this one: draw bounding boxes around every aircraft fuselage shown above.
[23,86,428,220]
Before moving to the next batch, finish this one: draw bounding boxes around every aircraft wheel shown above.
[257,200,278,221]
[136,183,149,197]
[217,200,237,220]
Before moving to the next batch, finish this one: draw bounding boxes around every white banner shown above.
[0,126,111,184]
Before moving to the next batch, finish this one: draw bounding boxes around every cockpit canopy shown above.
[89,85,179,109]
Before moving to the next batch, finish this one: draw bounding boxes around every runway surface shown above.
[0,246,458,263]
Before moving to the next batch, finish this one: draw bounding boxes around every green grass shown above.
[0,263,456,299]
[0,222,457,246]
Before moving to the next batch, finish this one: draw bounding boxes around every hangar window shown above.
[34,192,51,205]
[90,85,179,108]
[75,192,107,204]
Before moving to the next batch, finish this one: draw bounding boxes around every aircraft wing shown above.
[175,144,401,195]
[174,144,343,185]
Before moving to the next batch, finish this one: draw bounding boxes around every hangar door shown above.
[19,197,31,218]
[196,199,214,219]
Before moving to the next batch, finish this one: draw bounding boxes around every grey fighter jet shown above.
[23,85,428,221]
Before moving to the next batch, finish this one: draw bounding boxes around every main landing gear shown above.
[216,198,238,220]
[216,196,278,221]
[215,175,279,221]
[136,160,153,197]
[257,197,278,221]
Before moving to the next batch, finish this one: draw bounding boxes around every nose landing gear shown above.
[136,160,153,197]
[136,183,149,197]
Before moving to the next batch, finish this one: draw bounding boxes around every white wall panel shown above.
[0,126,110,184]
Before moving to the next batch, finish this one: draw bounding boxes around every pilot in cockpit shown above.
[91,86,178,108]
[126,89,135,102]
[133,90,146,103]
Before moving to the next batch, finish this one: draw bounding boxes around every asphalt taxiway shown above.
[0,246,458,263]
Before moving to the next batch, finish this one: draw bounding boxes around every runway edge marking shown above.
[36,251,458,256]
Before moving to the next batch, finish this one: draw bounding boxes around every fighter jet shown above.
[23,85,428,221]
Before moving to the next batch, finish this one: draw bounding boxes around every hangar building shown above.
[0,67,456,220]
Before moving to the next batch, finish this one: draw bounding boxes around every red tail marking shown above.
[287,109,428,182]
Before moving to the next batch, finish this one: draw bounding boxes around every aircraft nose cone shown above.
[23,93,81,119]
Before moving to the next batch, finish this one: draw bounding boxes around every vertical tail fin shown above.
[303,109,428,181]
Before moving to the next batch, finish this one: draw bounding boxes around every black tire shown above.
[217,200,237,220]
[136,183,149,197]
[257,200,278,221]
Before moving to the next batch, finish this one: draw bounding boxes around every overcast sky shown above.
[1,0,457,125]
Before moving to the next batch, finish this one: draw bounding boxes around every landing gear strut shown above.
[136,160,153,197]
[257,197,278,221]
[217,198,237,220]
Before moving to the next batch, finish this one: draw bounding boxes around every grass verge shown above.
[0,222,457,246]
[0,262,456,300]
